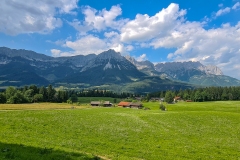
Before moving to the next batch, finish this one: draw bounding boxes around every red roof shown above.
[118,102,130,106]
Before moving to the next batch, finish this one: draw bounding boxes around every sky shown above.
[0,0,240,79]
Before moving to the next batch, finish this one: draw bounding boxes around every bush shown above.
[67,99,73,104]
[160,103,166,111]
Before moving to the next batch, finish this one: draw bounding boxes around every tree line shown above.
[0,85,133,104]
[149,86,240,103]
[1,85,240,104]
[76,89,138,98]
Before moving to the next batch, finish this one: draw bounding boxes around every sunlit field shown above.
[0,101,239,159]
[0,103,87,110]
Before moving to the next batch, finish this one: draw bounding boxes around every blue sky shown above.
[0,0,240,79]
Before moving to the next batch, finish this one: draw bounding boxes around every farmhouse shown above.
[103,101,112,107]
[174,96,182,102]
[118,101,143,109]
[90,101,101,106]
[118,101,130,107]
[150,97,160,101]
[129,102,143,109]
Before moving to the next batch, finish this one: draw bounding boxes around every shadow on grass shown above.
[0,142,101,160]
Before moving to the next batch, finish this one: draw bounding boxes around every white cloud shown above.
[51,49,75,57]
[69,5,128,34]
[104,31,119,38]
[232,2,240,10]
[64,35,108,55]
[120,3,186,43]
[63,3,240,79]
[51,49,62,57]
[218,3,224,7]
[215,7,231,17]
[154,22,240,78]
[55,32,131,56]
[0,0,78,35]
[135,54,148,62]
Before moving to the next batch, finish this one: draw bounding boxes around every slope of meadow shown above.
[0,101,239,159]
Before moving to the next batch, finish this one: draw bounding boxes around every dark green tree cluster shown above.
[149,86,240,102]
[0,85,69,104]
[164,91,174,103]
[0,86,137,104]
[76,89,136,98]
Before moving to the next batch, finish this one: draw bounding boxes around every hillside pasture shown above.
[0,101,239,159]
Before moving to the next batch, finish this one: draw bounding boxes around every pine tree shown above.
[165,91,174,103]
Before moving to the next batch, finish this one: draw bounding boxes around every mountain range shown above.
[0,47,240,93]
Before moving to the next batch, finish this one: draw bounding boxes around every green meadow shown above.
[0,101,239,159]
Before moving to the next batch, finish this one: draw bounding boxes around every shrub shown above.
[160,103,166,111]
[67,99,73,104]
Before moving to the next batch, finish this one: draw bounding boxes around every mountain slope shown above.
[126,59,240,87]
[189,75,240,86]
[0,47,239,92]
[59,50,146,85]
[125,56,161,76]
[0,57,49,86]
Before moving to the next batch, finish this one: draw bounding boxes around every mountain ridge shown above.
[0,47,240,92]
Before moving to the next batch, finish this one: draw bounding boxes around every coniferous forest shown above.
[0,85,135,104]
[1,85,240,104]
[150,86,240,102]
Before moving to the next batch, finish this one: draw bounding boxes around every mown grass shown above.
[0,101,239,159]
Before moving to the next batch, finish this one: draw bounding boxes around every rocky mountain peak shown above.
[0,47,52,61]
[154,61,204,71]
[97,49,122,60]
[81,49,137,72]
[125,56,155,70]
[204,65,223,75]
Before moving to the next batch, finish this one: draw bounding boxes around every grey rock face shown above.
[204,65,223,75]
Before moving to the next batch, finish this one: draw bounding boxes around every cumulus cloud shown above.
[69,5,128,34]
[153,21,240,78]
[60,3,240,79]
[104,31,119,38]
[56,33,132,56]
[0,0,78,35]
[64,35,108,55]
[120,3,186,43]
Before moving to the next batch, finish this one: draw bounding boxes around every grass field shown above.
[0,101,239,159]
[0,103,87,110]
